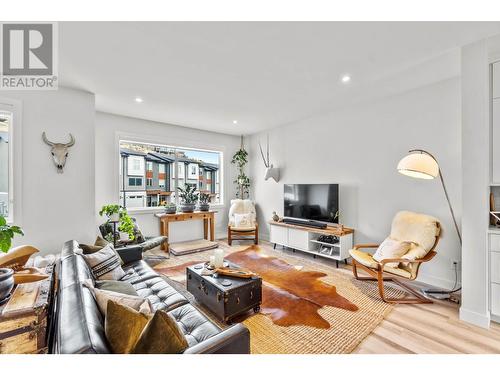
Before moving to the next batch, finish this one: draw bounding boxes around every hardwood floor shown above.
[224,240,500,354]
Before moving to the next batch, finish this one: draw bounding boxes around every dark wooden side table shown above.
[186,261,262,323]
[155,210,217,254]
[0,264,55,354]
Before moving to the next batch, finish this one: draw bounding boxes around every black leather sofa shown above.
[51,240,250,354]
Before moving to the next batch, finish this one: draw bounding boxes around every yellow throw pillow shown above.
[372,237,412,268]
[131,310,189,354]
[105,300,150,354]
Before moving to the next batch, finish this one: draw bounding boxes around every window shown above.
[128,155,144,176]
[0,111,11,219]
[128,177,142,186]
[119,140,222,209]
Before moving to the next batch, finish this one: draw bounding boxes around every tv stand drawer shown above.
[288,228,309,251]
[270,224,288,246]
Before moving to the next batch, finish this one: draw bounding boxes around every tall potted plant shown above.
[0,217,23,303]
[232,136,250,199]
[98,204,135,242]
[177,184,199,213]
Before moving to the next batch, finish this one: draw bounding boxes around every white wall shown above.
[2,88,96,254]
[249,77,462,289]
[95,112,241,242]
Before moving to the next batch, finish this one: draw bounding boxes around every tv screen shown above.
[284,184,339,224]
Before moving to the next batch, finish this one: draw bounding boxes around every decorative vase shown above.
[180,203,196,213]
[197,203,210,212]
[164,206,177,214]
[0,268,14,304]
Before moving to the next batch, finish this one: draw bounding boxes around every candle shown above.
[209,255,215,267]
[214,249,224,268]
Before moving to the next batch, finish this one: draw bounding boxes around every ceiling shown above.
[59,22,500,135]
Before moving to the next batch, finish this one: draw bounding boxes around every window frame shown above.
[116,132,225,213]
[0,97,22,224]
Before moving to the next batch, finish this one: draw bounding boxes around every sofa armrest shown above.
[116,245,143,264]
[183,324,250,354]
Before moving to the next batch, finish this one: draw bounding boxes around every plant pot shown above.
[197,203,210,212]
[180,203,196,213]
[109,212,120,222]
[164,206,177,214]
[0,268,14,304]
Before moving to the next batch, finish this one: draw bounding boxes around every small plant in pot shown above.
[197,192,211,212]
[177,184,198,213]
[98,204,135,243]
[0,216,24,304]
[163,202,177,214]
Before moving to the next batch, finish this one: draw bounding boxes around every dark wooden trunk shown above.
[186,263,262,323]
[0,264,55,354]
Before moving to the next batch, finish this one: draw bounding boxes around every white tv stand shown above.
[269,221,354,267]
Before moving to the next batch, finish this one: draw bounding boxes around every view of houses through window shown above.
[0,110,11,220]
[119,140,221,209]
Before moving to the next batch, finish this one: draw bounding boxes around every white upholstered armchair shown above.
[227,199,258,245]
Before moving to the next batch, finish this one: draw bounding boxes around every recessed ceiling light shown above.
[135,97,143,103]
[233,120,238,124]
[340,74,351,84]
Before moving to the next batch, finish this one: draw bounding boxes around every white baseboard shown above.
[459,307,491,328]
[417,273,459,290]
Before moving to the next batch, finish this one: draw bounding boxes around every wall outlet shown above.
[450,259,461,270]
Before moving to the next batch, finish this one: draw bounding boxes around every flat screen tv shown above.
[284,184,339,224]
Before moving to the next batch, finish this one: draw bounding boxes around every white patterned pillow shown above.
[83,280,152,316]
[234,213,253,228]
[372,237,412,268]
[81,244,125,280]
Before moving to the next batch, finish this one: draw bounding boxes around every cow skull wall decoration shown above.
[258,134,280,182]
[42,132,75,173]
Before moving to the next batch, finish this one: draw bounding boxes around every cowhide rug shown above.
[155,245,357,329]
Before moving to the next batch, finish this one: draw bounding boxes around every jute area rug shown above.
[147,244,404,354]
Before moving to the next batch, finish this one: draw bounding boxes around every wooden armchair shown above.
[349,211,441,304]
[227,199,258,246]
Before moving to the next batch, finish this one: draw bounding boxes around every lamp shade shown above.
[397,151,439,179]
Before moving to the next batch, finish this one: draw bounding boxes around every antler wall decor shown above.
[258,134,280,182]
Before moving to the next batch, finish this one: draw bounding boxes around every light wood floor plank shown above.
[219,240,500,354]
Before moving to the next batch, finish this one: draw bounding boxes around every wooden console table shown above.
[155,211,217,253]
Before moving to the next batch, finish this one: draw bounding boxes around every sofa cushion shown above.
[121,261,158,284]
[168,303,220,347]
[105,300,150,354]
[133,276,188,312]
[132,309,189,354]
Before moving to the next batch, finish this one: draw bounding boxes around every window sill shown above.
[127,204,225,215]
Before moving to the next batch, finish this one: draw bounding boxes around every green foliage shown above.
[231,139,250,199]
[177,184,199,204]
[199,192,211,204]
[164,202,177,209]
[98,204,121,219]
[118,213,135,241]
[0,216,24,253]
[99,204,135,240]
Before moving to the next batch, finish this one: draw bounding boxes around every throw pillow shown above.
[234,213,253,228]
[83,279,152,316]
[81,244,125,280]
[79,236,124,265]
[372,237,412,268]
[131,310,188,354]
[105,300,150,354]
[95,280,138,296]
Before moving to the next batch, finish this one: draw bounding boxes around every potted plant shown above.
[98,204,121,222]
[232,136,250,199]
[0,216,23,303]
[98,205,135,242]
[177,184,198,213]
[163,202,177,214]
[197,192,211,212]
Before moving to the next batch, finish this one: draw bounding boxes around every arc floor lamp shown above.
[397,149,461,299]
